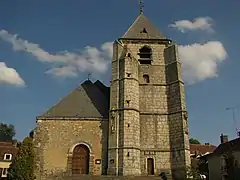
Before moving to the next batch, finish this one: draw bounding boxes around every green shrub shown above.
[7,137,35,180]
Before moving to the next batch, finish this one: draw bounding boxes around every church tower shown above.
[108,7,191,178]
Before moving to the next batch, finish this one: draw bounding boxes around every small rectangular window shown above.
[2,168,8,177]
[4,154,12,161]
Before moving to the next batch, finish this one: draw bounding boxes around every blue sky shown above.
[0,0,240,145]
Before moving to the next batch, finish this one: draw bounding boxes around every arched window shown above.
[138,46,152,64]
[143,74,150,83]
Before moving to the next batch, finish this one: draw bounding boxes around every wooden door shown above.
[72,144,90,175]
[147,158,154,175]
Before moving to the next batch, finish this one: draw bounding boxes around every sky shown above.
[0,0,240,145]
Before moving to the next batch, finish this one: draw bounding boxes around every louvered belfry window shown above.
[138,46,152,65]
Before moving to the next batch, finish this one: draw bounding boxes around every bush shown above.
[7,137,35,180]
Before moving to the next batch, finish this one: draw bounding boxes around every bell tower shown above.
[108,6,190,179]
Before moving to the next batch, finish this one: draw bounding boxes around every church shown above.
[34,8,191,180]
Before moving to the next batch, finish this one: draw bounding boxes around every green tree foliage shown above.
[0,123,15,141]
[186,166,202,180]
[189,138,201,144]
[7,137,35,180]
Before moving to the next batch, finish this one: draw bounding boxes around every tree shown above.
[186,167,202,180]
[7,137,35,180]
[189,138,201,144]
[0,123,15,141]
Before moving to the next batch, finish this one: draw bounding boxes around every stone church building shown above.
[34,12,191,179]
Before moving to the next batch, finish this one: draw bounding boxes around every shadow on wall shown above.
[99,120,109,175]
[164,45,188,180]
[82,79,110,175]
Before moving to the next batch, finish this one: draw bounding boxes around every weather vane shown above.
[139,0,144,14]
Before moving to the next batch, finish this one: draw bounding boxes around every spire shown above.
[122,14,166,39]
[139,0,144,14]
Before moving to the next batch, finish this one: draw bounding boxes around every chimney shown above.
[220,133,228,144]
[12,140,18,147]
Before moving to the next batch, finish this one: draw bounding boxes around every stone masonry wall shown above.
[108,42,122,175]
[34,119,108,179]
[109,40,190,178]
[137,43,172,176]
[109,41,142,176]
[115,42,141,176]
[165,45,191,179]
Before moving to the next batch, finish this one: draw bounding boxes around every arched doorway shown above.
[72,144,90,175]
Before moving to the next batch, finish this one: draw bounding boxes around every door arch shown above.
[72,144,90,175]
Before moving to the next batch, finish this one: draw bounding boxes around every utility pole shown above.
[226,107,240,138]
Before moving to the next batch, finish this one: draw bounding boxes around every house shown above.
[205,134,240,180]
[190,143,217,158]
[190,143,216,169]
[0,142,18,179]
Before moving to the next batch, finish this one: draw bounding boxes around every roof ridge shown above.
[39,80,110,118]
[122,14,142,38]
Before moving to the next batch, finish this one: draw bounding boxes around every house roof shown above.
[213,137,240,154]
[200,138,240,160]
[190,144,216,155]
[0,142,18,162]
[122,14,166,40]
[39,80,110,119]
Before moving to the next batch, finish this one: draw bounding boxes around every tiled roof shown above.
[39,80,110,119]
[213,137,240,154]
[122,14,166,40]
[190,144,216,155]
[0,142,18,162]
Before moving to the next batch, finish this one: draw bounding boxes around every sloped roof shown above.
[190,144,216,155]
[0,142,18,161]
[40,80,110,118]
[122,13,166,39]
[213,137,240,154]
[201,138,240,160]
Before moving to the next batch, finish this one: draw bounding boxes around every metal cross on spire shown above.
[87,72,92,81]
[139,0,144,14]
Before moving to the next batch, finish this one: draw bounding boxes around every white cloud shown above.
[169,17,214,33]
[45,66,78,78]
[0,29,113,78]
[179,41,227,84]
[0,29,227,84]
[0,62,25,86]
